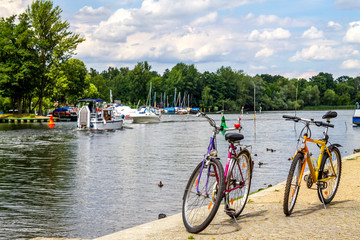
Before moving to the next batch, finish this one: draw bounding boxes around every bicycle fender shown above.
[319,144,341,177]
[328,144,342,151]
[238,149,254,171]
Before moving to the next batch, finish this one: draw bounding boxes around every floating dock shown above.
[0,118,60,123]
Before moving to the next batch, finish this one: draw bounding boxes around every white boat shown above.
[353,108,360,126]
[114,105,137,120]
[130,106,161,123]
[77,99,124,130]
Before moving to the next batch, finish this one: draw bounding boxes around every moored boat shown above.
[49,107,77,121]
[77,99,124,130]
[114,104,137,120]
[130,106,161,123]
[353,108,360,126]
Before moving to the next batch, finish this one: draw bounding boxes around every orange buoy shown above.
[48,115,55,127]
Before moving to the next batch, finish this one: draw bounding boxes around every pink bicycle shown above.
[182,111,253,233]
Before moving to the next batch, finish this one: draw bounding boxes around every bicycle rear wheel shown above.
[182,158,225,233]
[225,150,252,218]
[317,146,341,204]
[283,152,304,216]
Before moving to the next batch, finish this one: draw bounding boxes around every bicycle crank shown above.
[304,174,313,188]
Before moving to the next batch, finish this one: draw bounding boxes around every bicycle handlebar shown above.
[282,115,334,128]
[192,110,242,131]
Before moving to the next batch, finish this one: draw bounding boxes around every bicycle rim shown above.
[225,152,252,218]
[182,159,224,233]
[283,153,304,216]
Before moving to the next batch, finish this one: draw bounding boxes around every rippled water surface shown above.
[1,110,359,239]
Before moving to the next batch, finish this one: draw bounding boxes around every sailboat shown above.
[130,82,161,123]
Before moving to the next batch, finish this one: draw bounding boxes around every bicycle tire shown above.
[224,150,252,218]
[283,152,304,216]
[182,158,225,233]
[317,146,341,204]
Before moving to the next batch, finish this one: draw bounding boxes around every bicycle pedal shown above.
[316,181,328,189]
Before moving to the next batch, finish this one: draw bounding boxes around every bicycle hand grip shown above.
[283,115,300,122]
[283,115,294,119]
[190,109,199,114]
[315,121,334,128]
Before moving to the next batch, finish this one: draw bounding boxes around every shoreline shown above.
[32,152,360,240]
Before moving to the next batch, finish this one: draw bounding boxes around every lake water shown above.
[0,110,359,239]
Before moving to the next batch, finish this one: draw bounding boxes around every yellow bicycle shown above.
[282,111,341,216]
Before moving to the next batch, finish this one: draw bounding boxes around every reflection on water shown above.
[0,110,359,239]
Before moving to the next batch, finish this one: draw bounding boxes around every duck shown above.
[158,213,166,219]
[158,181,164,188]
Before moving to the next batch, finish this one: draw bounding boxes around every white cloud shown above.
[139,0,262,19]
[75,6,112,23]
[343,21,360,43]
[297,72,319,80]
[0,0,32,18]
[290,45,337,61]
[248,28,291,41]
[335,0,360,9]
[250,64,267,70]
[302,26,324,39]
[191,12,217,26]
[245,13,310,28]
[327,21,342,31]
[256,14,292,26]
[289,44,357,62]
[341,59,360,69]
[255,48,274,58]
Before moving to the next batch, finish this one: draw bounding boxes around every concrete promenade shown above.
[33,153,360,240]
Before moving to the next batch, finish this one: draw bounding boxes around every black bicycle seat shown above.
[322,111,337,119]
[225,132,244,142]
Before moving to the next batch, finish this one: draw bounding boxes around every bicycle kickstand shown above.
[317,187,327,209]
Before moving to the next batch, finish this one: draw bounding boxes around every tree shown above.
[200,86,212,111]
[26,0,85,114]
[127,61,152,103]
[61,59,88,104]
[0,14,39,113]
[323,89,338,105]
[301,85,320,106]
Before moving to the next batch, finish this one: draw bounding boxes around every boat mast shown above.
[173,88,177,107]
[253,82,256,119]
[146,82,152,106]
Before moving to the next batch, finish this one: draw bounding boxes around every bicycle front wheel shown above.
[317,146,341,204]
[283,152,304,216]
[225,150,252,218]
[182,158,225,233]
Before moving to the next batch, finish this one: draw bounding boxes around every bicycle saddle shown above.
[225,132,244,142]
[322,111,337,119]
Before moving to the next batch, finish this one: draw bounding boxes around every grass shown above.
[0,113,49,119]
[302,105,355,110]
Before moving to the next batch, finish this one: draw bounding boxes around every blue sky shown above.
[2,0,360,79]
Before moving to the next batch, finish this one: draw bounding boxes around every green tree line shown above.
[1,1,359,114]
[85,64,360,112]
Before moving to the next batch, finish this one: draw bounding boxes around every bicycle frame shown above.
[294,132,337,185]
[196,125,247,196]
[224,143,246,193]
[196,130,220,195]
